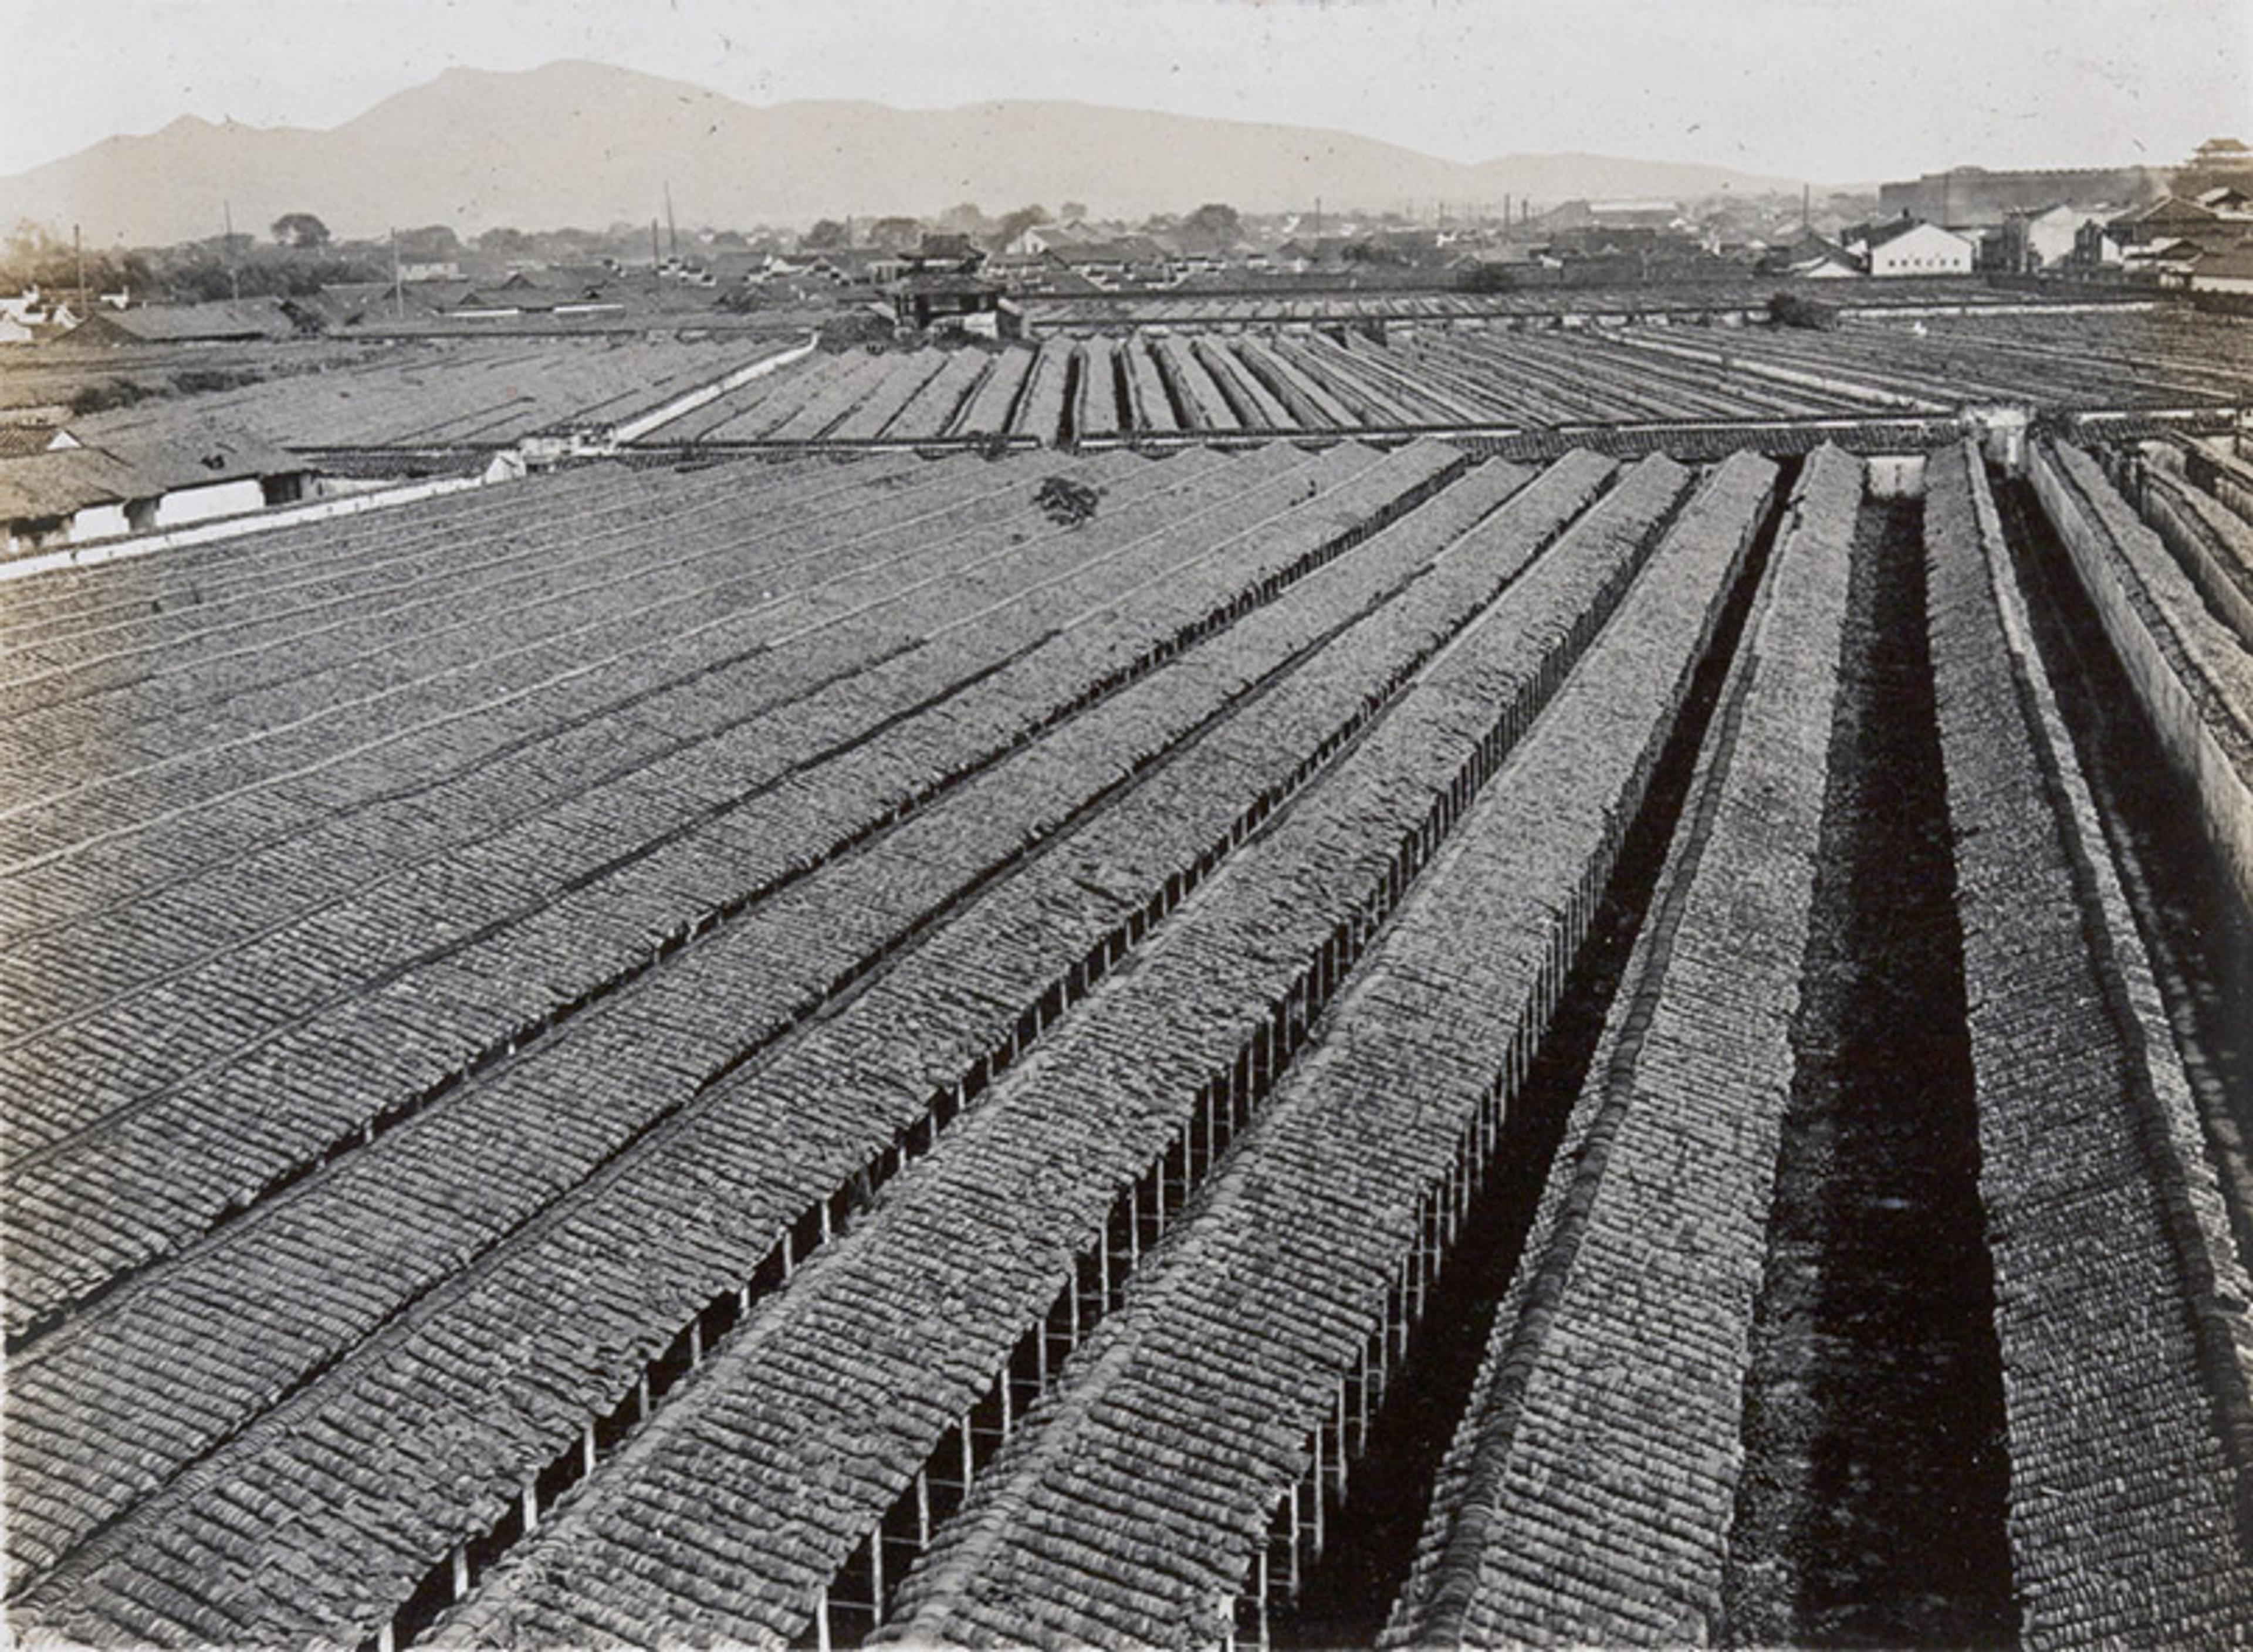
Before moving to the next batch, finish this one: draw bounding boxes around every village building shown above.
[886,272,1017,337]
[1763,233,1866,279]
[1048,236,1177,290]
[62,297,305,346]
[801,248,909,289]
[2188,242,2253,302]
[1845,216,1978,276]
[2000,203,2122,272]
[2110,194,2223,246]
[1,419,312,558]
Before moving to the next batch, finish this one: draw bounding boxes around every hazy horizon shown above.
[4,0,2247,188]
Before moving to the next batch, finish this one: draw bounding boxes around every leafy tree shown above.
[865,216,925,250]
[393,224,462,260]
[270,212,331,248]
[476,226,534,255]
[5,218,66,265]
[936,202,989,236]
[1060,201,1088,222]
[989,204,1051,250]
[803,218,850,250]
[1181,202,1243,248]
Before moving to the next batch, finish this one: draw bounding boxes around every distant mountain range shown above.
[1,60,1812,246]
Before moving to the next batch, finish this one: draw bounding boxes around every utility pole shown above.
[664,182,678,263]
[650,218,661,273]
[391,228,402,319]
[223,200,240,300]
[73,222,86,317]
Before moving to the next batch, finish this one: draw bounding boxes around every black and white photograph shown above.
[1,1,2249,1646]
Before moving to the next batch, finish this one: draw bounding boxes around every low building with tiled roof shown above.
[2,413,313,558]
[60,297,306,346]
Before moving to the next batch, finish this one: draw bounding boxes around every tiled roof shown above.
[0,448,139,519]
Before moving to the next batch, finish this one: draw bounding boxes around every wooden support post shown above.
[961,1410,976,1488]
[636,1372,651,1424]
[582,1422,598,1477]
[870,1527,886,1626]
[522,1480,539,1535]
[378,1623,397,1652]
[451,1542,470,1602]
[815,1585,832,1652]
[1287,1484,1303,1598]
[689,1319,705,1367]
[1334,1378,1351,1503]
[1311,1436,1325,1558]
[916,1468,932,1547]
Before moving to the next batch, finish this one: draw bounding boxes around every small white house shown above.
[1852,218,1977,277]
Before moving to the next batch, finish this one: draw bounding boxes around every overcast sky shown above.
[2,0,2247,183]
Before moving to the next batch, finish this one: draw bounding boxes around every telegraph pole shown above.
[391,227,403,318]
[224,201,241,299]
